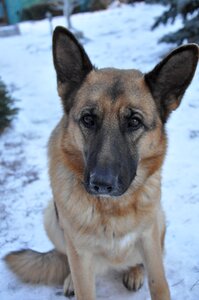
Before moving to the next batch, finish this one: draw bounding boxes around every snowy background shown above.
[0,2,199,300]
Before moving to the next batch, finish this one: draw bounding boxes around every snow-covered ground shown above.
[0,2,199,300]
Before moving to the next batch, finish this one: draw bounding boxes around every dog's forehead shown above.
[79,68,151,104]
[85,68,143,97]
[76,68,156,117]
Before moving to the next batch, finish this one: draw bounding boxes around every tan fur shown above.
[5,36,198,299]
[5,249,69,285]
[5,71,169,300]
[123,264,145,291]
[44,70,170,299]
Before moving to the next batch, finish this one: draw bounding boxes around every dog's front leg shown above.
[64,232,95,300]
[141,224,170,300]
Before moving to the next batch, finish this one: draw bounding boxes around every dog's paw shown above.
[123,264,144,291]
[63,273,75,297]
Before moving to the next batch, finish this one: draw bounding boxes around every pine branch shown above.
[0,79,18,133]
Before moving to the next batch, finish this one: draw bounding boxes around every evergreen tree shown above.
[0,79,18,133]
[148,0,199,45]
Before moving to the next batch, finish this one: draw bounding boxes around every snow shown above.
[0,2,199,300]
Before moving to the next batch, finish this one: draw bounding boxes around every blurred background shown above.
[0,1,199,42]
[0,1,199,300]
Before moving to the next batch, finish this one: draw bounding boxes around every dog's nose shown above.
[87,171,118,196]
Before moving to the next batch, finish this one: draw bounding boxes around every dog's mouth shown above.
[84,181,126,197]
[83,150,138,198]
[83,170,136,198]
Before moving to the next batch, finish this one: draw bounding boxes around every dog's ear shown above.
[53,26,93,112]
[145,44,198,123]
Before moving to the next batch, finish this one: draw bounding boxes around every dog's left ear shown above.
[53,26,93,112]
[145,44,198,123]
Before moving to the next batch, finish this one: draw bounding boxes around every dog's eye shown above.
[126,116,142,131]
[81,114,96,129]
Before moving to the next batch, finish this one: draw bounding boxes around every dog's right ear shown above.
[53,27,93,112]
[145,44,198,123]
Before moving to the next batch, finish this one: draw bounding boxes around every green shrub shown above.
[148,0,199,45]
[0,79,18,133]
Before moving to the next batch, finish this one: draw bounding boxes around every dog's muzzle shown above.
[85,164,136,197]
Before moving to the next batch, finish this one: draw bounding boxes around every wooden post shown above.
[46,11,53,36]
[1,0,8,24]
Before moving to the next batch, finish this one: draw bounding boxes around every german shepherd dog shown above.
[5,27,198,300]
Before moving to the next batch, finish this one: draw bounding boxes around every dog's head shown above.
[53,27,198,197]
